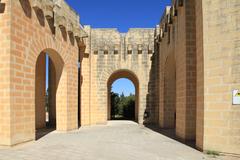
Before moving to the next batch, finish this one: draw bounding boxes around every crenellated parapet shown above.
[155,0,184,43]
[32,0,88,39]
[125,28,155,55]
[155,6,171,43]
[89,28,154,56]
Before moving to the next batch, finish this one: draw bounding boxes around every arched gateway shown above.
[80,27,159,125]
[0,0,86,146]
[107,70,139,122]
[1,0,240,155]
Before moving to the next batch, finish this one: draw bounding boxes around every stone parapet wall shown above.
[81,27,158,125]
[32,0,87,37]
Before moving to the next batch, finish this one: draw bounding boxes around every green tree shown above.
[123,94,135,119]
[110,92,135,120]
[111,92,120,119]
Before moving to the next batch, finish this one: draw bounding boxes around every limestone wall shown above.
[195,0,204,151]
[1,0,239,155]
[81,27,157,125]
[0,0,86,146]
[0,0,11,146]
[201,0,240,154]
[157,0,240,154]
[157,0,197,143]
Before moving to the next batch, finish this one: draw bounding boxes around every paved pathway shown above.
[0,121,239,160]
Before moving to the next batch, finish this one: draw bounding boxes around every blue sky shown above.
[47,0,171,94]
[65,0,171,32]
[112,78,135,96]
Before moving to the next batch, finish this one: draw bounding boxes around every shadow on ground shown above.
[111,117,135,121]
[35,127,55,140]
[145,124,196,149]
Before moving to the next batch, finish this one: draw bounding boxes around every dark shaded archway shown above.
[107,70,139,122]
[35,49,64,139]
[163,53,176,128]
[78,40,86,128]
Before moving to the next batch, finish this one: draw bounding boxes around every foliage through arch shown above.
[111,91,135,120]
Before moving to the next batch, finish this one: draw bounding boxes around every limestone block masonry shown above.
[81,27,157,125]
[0,0,239,156]
[200,0,240,154]
[0,0,86,146]
[155,0,240,155]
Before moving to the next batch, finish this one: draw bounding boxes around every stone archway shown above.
[35,48,64,138]
[163,53,176,128]
[107,70,139,122]
[80,27,156,126]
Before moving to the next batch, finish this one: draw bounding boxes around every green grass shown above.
[206,150,220,157]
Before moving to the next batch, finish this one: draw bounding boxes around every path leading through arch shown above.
[0,121,235,160]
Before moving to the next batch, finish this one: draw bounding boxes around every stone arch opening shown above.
[35,49,64,139]
[163,53,176,128]
[107,70,139,122]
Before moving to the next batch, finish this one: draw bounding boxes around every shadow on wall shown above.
[69,32,75,46]
[33,7,45,27]
[20,0,56,34]
[145,48,196,149]
[19,0,32,18]
[19,0,76,44]
[78,40,87,127]
[0,2,5,13]
[46,17,55,35]
[144,42,160,125]
[60,27,68,41]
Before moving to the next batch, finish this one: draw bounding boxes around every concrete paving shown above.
[0,121,239,160]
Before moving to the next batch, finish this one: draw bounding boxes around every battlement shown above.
[32,0,87,38]
[89,27,154,56]
[89,28,154,34]
[155,0,183,42]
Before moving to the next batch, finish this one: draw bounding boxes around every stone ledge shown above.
[31,0,88,38]
[157,0,185,42]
